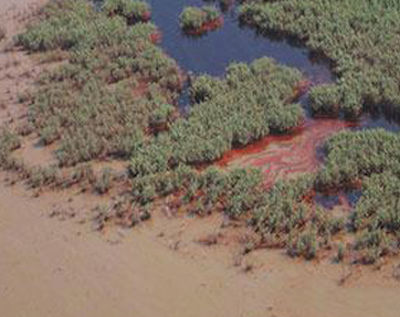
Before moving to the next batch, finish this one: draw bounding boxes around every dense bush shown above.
[102,0,151,24]
[316,129,400,188]
[16,0,181,167]
[309,84,341,116]
[311,129,400,263]
[352,173,400,263]
[168,57,304,164]
[179,5,221,33]
[239,0,400,119]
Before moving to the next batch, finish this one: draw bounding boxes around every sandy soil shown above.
[1,1,400,317]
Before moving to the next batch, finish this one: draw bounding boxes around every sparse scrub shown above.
[0,26,5,41]
[94,167,113,194]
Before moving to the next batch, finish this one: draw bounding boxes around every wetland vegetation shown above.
[239,0,400,119]
[179,5,222,35]
[1,0,400,265]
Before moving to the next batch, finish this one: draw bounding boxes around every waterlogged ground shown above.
[216,119,357,187]
[150,0,400,188]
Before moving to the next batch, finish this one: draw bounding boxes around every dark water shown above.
[315,190,362,210]
[149,0,333,81]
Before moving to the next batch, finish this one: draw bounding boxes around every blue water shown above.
[149,0,333,81]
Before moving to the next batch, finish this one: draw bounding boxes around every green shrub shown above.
[239,0,400,119]
[316,129,400,188]
[17,0,181,167]
[309,84,341,116]
[167,58,304,164]
[102,0,151,23]
[179,5,220,31]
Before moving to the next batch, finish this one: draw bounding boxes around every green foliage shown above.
[179,5,220,31]
[316,129,400,188]
[17,0,181,167]
[252,176,314,243]
[348,173,400,262]
[224,168,265,217]
[309,84,341,116]
[239,0,400,118]
[169,58,304,164]
[315,128,400,263]
[336,243,345,262]
[102,0,151,24]
[16,0,95,52]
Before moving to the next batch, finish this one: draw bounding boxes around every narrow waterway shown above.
[148,0,399,194]
[149,0,333,81]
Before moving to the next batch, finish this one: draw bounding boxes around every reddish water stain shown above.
[216,118,358,187]
[185,17,224,36]
[150,31,162,44]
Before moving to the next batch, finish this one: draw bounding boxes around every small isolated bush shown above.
[309,84,341,116]
[179,5,220,31]
[95,167,113,194]
[336,243,345,262]
[0,26,5,41]
[102,0,151,24]
[0,128,21,168]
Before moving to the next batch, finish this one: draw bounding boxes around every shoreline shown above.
[1,1,400,317]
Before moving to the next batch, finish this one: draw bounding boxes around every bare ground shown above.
[1,1,400,317]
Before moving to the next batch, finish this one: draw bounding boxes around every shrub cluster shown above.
[130,162,266,217]
[179,5,221,33]
[131,57,304,170]
[315,129,400,263]
[102,0,151,24]
[239,0,400,119]
[309,84,341,116]
[252,175,345,259]
[316,129,400,188]
[169,58,304,164]
[16,0,181,167]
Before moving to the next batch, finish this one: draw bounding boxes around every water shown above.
[149,0,333,81]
